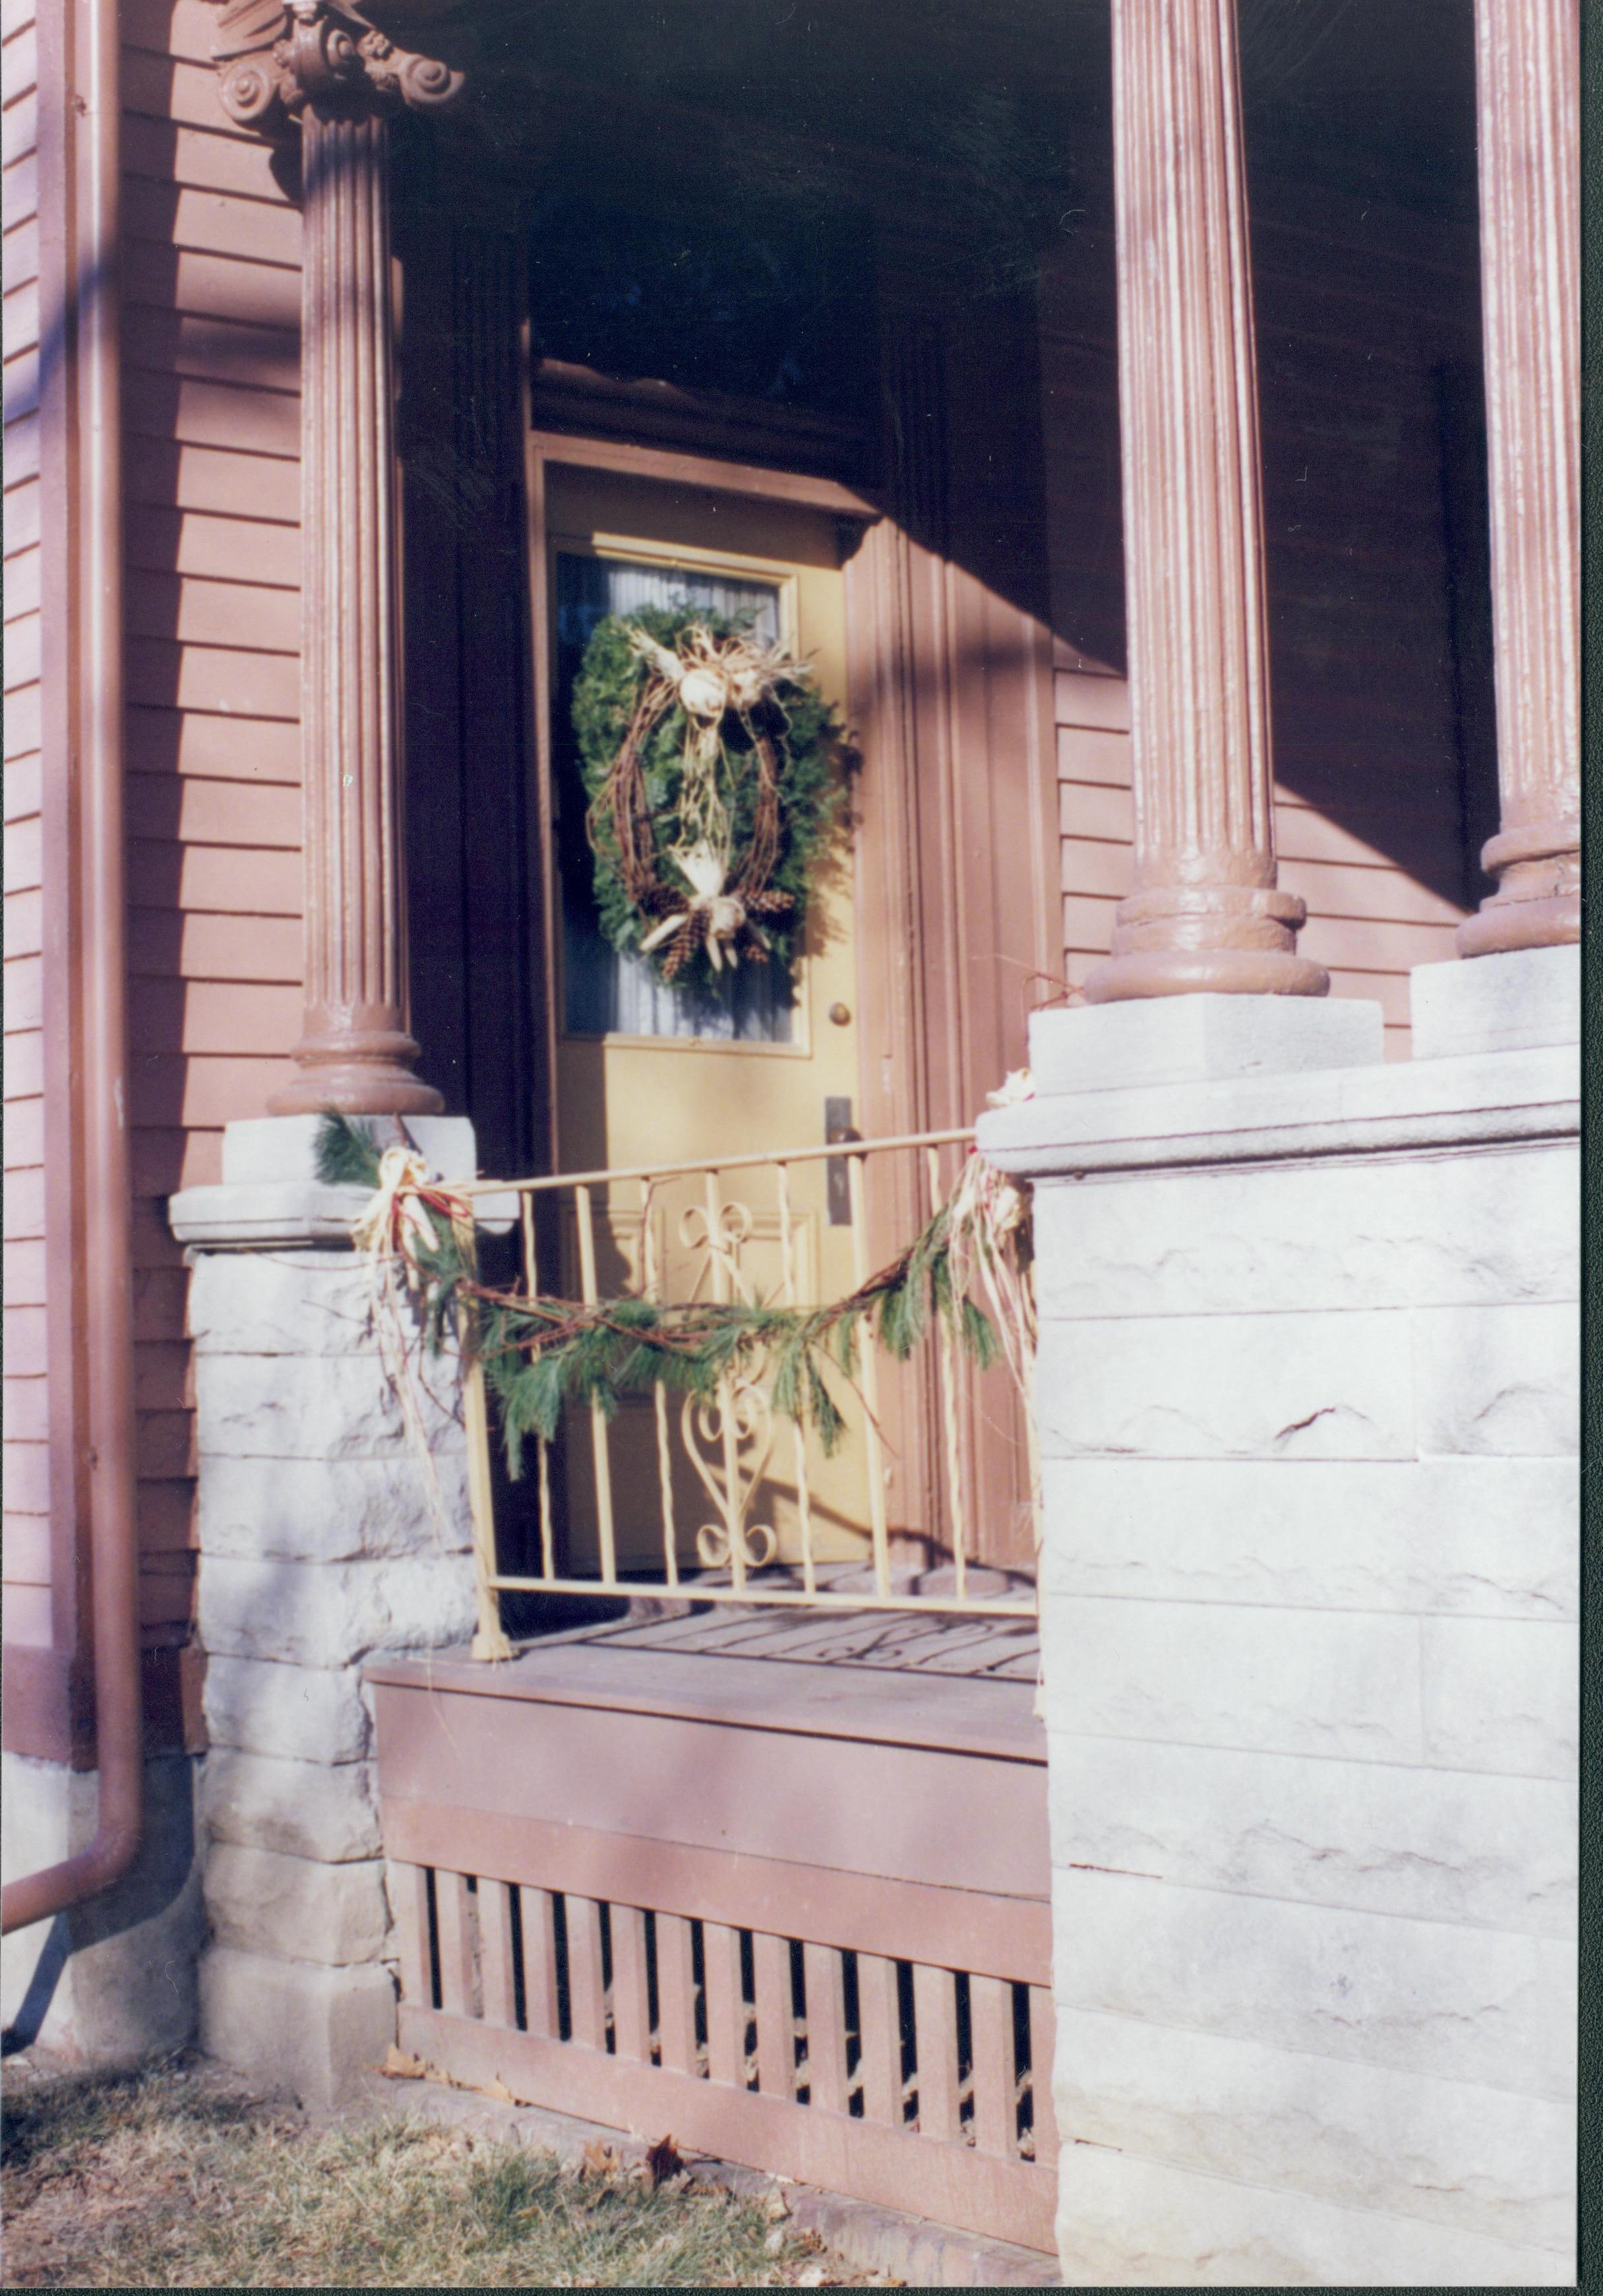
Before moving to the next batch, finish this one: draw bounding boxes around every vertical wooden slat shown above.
[566,1894,608,2051]
[477,1878,518,2028]
[655,1912,700,2076]
[969,1971,1015,2158]
[857,1950,903,2125]
[912,1963,962,2142]
[702,1920,746,2088]
[752,1931,796,2100]
[435,1873,477,2019]
[802,1942,849,2114]
[392,1862,435,2010]
[610,1905,652,2063]
[1029,1985,1060,2170]
[522,1887,562,2039]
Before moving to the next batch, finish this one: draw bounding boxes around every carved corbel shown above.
[212,0,463,132]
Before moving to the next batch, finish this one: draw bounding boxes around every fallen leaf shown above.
[582,2140,619,2179]
[380,2047,427,2080]
[764,2189,793,2222]
[483,2077,516,2103]
[644,2134,684,2187]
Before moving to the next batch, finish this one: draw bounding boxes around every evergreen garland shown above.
[315,1111,1002,1483]
[572,607,844,994]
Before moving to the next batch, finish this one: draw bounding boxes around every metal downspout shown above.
[2,0,142,1938]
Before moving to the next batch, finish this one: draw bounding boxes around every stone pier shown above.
[170,1115,482,2107]
[980,946,1579,2285]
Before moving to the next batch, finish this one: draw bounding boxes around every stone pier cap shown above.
[978,952,1579,1181]
[171,1114,518,1250]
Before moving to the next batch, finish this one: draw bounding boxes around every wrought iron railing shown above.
[444,1129,1040,1656]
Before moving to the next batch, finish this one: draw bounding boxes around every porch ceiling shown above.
[371,0,1476,235]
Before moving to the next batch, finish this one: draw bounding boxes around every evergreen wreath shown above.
[572,605,843,993]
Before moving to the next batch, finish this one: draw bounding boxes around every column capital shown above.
[212,0,462,133]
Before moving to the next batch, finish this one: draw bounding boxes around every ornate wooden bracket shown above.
[212,0,462,130]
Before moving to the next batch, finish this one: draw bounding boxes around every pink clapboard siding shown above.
[3,0,47,1642]
[119,0,303,1652]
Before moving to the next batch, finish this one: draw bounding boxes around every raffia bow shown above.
[351,1142,475,1548]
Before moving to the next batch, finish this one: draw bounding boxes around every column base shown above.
[1083,886,1329,1003]
[1456,819,1580,959]
[268,1022,444,1119]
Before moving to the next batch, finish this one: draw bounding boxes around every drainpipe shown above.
[1,0,142,1938]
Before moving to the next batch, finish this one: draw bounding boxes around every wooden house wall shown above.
[3,0,46,1657]
[121,0,302,1692]
[1042,162,1490,1053]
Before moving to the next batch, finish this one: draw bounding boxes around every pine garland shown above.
[315,1112,1010,1482]
[573,606,844,993]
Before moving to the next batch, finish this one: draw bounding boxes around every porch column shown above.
[212,2,462,1111]
[1457,0,1580,958]
[1085,0,1325,1003]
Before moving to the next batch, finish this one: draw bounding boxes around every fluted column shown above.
[1457,0,1580,958]
[212,1,462,1111]
[1085,0,1325,1003]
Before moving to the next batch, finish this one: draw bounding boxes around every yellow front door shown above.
[542,465,874,1578]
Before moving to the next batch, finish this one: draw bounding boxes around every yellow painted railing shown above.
[446,1129,1040,1656]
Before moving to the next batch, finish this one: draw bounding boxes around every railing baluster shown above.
[642,1177,678,1588]
[574,1183,618,1586]
[611,1906,652,2063]
[912,1962,962,2141]
[926,1144,969,1602]
[521,1189,556,1586]
[452,1205,513,1661]
[752,1931,797,2099]
[776,1161,816,1594]
[706,1168,747,1593]
[566,1895,608,2051]
[847,1152,892,1598]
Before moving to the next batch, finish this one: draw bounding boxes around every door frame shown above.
[520,426,1058,1572]
[522,430,882,1182]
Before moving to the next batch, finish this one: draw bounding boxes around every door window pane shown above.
[554,553,797,1042]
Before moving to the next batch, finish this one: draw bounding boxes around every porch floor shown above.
[370,1590,1043,1762]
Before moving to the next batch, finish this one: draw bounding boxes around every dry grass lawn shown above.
[0,2053,888,2287]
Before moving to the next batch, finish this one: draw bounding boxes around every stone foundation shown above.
[980,947,1578,2287]
[170,1115,483,2107]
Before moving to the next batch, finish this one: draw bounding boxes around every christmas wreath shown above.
[572,606,843,992]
